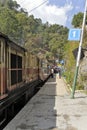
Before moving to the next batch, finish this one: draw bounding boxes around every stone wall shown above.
[79,51,87,89]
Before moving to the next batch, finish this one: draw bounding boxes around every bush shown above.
[76,84,84,90]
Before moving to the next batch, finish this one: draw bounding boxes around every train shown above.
[0,32,50,125]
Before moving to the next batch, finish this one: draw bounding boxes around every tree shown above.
[0,0,20,10]
[0,0,68,61]
[72,12,83,27]
[0,8,17,34]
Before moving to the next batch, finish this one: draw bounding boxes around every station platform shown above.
[4,75,87,130]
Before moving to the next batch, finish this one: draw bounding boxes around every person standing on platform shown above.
[59,68,61,78]
[51,67,54,78]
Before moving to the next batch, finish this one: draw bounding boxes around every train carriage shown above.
[0,32,26,99]
[7,39,26,91]
[0,32,50,126]
[25,52,39,82]
[0,33,7,98]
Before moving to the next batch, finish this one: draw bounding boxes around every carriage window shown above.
[11,53,22,85]
[11,54,16,68]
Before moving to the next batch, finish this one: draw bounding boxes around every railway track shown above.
[0,79,44,130]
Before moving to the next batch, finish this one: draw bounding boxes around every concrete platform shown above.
[4,75,87,130]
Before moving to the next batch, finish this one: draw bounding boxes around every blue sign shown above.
[68,28,81,41]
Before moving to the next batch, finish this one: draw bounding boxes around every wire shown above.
[28,0,48,13]
[15,0,48,13]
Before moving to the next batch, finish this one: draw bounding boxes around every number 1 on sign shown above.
[68,28,81,41]
[72,31,76,38]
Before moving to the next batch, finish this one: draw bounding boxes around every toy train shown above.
[0,32,50,125]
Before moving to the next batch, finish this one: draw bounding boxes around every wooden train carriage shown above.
[7,41,26,91]
[25,52,39,82]
[0,32,26,99]
[38,58,45,80]
[0,33,7,98]
[38,58,49,80]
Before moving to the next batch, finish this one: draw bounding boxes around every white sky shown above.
[15,0,85,28]
[15,0,73,27]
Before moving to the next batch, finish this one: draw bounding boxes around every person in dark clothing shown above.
[59,68,61,78]
[51,68,54,78]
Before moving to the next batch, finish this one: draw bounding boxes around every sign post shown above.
[70,0,87,98]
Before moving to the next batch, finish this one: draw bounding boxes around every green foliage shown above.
[0,0,20,10]
[83,28,87,47]
[0,0,68,62]
[76,85,84,90]
[63,41,79,85]
[72,12,83,27]
[0,1,29,43]
[63,71,74,85]
[1,0,86,91]
[0,7,19,39]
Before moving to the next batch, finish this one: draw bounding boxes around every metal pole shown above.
[71,0,87,99]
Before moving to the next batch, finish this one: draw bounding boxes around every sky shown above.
[15,0,86,28]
